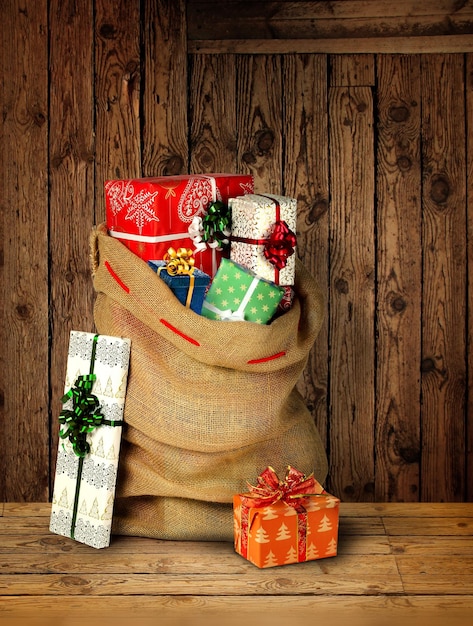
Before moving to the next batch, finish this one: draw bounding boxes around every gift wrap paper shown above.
[230,193,297,285]
[105,173,254,276]
[148,260,211,314]
[201,258,285,324]
[50,331,131,548]
[233,491,340,568]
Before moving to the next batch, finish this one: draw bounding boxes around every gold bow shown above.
[164,247,195,276]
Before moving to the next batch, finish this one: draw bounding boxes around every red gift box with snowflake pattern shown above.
[105,174,254,277]
[233,467,340,568]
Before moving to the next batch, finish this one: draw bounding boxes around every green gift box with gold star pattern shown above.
[201,258,285,324]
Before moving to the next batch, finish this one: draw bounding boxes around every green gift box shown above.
[201,258,285,324]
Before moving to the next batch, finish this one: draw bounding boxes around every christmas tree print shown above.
[252,526,270,543]
[115,374,127,398]
[285,545,298,564]
[94,437,105,458]
[306,543,320,560]
[304,498,322,512]
[104,376,114,397]
[275,523,292,541]
[324,496,339,508]
[79,499,88,516]
[325,537,338,556]
[58,488,70,509]
[283,506,297,517]
[317,514,332,532]
[88,498,100,519]
[93,377,103,395]
[262,506,279,520]
[263,550,280,567]
[106,443,116,461]
[101,494,114,520]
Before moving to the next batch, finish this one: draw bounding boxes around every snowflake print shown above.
[105,181,135,216]
[124,189,159,234]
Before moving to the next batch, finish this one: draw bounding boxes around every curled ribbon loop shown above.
[164,247,195,276]
[188,201,231,252]
[59,374,104,457]
[240,466,319,512]
[263,220,297,270]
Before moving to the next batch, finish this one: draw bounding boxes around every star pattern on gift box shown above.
[202,259,284,324]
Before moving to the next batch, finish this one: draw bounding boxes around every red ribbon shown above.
[240,466,321,513]
[263,219,296,270]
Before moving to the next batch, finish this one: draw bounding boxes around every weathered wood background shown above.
[1,0,473,504]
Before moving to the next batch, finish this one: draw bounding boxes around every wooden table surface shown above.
[0,502,472,626]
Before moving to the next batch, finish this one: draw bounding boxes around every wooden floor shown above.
[0,502,472,626]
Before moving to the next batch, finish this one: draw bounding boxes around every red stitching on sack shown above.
[247,351,286,364]
[160,318,201,346]
[105,261,130,293]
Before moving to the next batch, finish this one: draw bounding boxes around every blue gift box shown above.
[148,260,211,314]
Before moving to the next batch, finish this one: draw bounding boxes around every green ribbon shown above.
[59,369,104,458]
[201,201,231,249]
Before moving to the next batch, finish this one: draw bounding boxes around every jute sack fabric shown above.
[90,223,328,541]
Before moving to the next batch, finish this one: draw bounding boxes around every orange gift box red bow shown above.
[233,466,340,568]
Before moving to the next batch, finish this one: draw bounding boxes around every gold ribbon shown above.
[159,247,196,308]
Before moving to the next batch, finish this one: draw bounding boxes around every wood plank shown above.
[188,35,473,54]
[0,597,472,626]
[0,0,49,502]
[389,535,473,555]
[0,533,391,557]
[282,54,329,448]
[236,55,283,191]
[330,55,375,87]
[328,57,376,502]
[1,596,473,626]
[189,54,242,173]
[383,516,473,536]
[48,0,96,494]
[420,54,467,502]
[94,0,142,223]
[0,555,403,595]
[467,53,473,502]
[187,1,473,41]
[142,0,188,176]
[396,555,473,594]
[375,55,422,501]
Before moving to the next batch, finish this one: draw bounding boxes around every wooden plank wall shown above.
[1,0,472,504]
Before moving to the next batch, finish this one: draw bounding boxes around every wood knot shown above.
[430,176,450,205]
[389,293,407,313]
[195,147,215,171]
[163,155,184,176]
[242,151,256,165]
[99,23,117,39]
[389,105,410,122]
[335,278,349,294]
[399,446,420,464]
[308,198,328,223]
[16,303,33,320]
[421,357,436,373]
[397,156,412,171]
[255,129,274,154]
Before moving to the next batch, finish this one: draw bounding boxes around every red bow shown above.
[240,466,322,511]
[263,220,297,270]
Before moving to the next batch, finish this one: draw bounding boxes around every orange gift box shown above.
[233,466,340,568]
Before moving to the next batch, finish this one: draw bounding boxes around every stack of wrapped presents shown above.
[49,173,339,567]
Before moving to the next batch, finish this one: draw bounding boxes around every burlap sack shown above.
[90,223,327,541]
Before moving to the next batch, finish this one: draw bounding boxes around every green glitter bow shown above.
[59,373,104,457]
